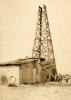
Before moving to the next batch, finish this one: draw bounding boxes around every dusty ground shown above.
[0,83,71,100]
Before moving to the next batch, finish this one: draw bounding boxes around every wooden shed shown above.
[0,58,42,84]
[0,58,56,85]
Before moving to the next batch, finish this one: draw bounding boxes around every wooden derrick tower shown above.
[32,5,57,74]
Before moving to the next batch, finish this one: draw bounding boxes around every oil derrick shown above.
[32,5,57,73]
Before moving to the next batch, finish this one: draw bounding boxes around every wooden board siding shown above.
[19,62,35,84]
[19,61,42,84]
[32,68,36,83]
[22,67,31,83]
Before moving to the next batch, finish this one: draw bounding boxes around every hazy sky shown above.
[0,0,71,74]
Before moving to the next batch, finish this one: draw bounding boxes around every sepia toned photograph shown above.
[0,0,71,100]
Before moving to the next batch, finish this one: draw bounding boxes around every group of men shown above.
[49,73,69,83]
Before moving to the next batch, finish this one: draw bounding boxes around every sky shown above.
[0,0,71,74]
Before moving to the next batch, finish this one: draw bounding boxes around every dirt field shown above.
[0,83,71,100]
